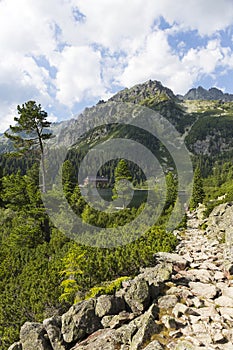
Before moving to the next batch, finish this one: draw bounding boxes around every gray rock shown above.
[174,340,198,349]
[218,307,233,321]
[194,306,217,319]
[115,321,138,345]
[192,297,204,308]
[224,262,233,275]
[221,343,233,350]
[124,279,150,314]
[61,299,102,344]
[108,311,135,329]
[20,322,52,350]
[179,268,213,283]
[192,322,206,333]
[189,282,217,299]
[70,329,121,350]
[154,253,187,270]
[139,263,173,284]
[95,295,125,318]
[222,286,233,299]
[101,315,115,328]
[214,271,225,280]
[213,331,226,343]
[43,316,65,350]
[143,340,164,349]
[161,315,178,329]
[189,315,201,324]
[214,296,233,307]
[195,332,212,346]
[158,295,178,309]
[172,303,188,318]
[130,304,159,350]
[138,263,173,299]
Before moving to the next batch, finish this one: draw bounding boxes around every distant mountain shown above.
[1,80,233,177]
[109,79,177,103]
[183,86,233,102]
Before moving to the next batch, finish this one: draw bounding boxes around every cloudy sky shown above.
[0,0,233,132]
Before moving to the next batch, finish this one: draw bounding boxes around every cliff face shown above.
[9,203,233,350]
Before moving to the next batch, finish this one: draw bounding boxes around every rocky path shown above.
[157,211,233,349]
[8,204,233,350]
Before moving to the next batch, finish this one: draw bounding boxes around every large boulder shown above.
[20,322,52,350]
[61,298,102,344]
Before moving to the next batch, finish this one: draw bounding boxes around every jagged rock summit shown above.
[9,203,233,350]
[109,79,177,104]
[183,86,233,102]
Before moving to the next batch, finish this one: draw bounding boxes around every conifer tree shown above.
[190,166,205,210]
[165,172,178,209]
[4,101,53,192]
[62,160,76,200]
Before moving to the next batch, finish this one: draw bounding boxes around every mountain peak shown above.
[183,86,233,101]
[109,79,176,104]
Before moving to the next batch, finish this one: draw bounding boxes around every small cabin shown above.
[83,176,109,187]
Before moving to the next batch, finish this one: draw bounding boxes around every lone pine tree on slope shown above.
[5,101,53,193]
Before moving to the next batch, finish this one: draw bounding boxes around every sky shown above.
[0,0,233,132]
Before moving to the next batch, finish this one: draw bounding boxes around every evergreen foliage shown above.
[190,167,205,210]
[112,159,133,208]
[4,101,53,192]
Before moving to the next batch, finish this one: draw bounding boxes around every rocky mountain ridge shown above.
[1,80,233,160]
[9,202,233,350]
[183,86,233,102]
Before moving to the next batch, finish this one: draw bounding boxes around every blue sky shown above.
[0,0,233,132]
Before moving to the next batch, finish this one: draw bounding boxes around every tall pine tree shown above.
[5,101,53,193]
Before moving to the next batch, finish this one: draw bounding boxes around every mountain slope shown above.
[1,80,233,176]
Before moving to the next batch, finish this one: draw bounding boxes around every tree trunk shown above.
[41,151,46,193]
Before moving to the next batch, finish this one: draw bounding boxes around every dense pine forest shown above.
[1,153,233,348]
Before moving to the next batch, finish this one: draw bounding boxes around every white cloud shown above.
[47,113,58,123]
[0,104,17,133]
[74,0,157,51]
[118,34,233,95]
[117,30,198,94]
[155,0,233,36]
[0,0,233,132]
[55,46,105,106]
[182,39,233,80]
[118,31,179,86]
